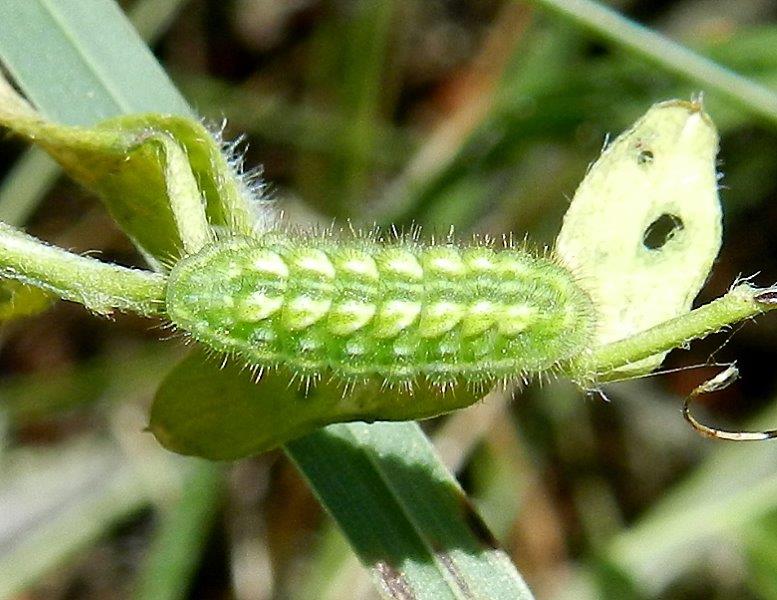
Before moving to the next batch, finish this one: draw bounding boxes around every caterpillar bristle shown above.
[202,116,275,238]
[249,363,264,383]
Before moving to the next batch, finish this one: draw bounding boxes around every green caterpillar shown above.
[160,99,722,396]
[166,231,595,390]
[0,86,728,456]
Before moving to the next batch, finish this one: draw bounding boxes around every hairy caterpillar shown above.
[0,86,735,455]
[162,98,722,396]
[165,231,596,390]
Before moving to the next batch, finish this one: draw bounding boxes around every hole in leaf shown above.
[637,149,654,164]
[643,213,683,250]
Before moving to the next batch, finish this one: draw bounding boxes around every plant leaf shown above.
[0,81,258,264]
[150,350,532,598]
[0,0,194,233]
[0,0,190,124]
[149,350,479,460]
[556,100,722,376]
[0,0,259,264]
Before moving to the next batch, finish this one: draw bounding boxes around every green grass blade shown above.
[0,4,257,260]
[0,0,190,125]
[287,423,534,600]
[132,462,223,600]
[526,0,777,127]
[0,0,191,229]
[151,353,533,596]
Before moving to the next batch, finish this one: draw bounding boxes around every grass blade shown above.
[0,0,192,229]
[0,0,190,125]
[132,462,223,600]
[527,0,777,127]
[287,423,534,600]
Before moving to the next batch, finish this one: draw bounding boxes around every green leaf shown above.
[149,350,478,460]
[0,82,258,263]
[150,352,532,597]
[0,0,193,232]
[557,100,722,377]
[0,0,257,264]
[109,114,259,239]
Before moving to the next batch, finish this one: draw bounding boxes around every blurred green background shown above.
[1,0,777,598]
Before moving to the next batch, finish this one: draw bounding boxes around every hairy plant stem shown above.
[571,284,777,383]
[527,0,777,127]
[0,222,165,317]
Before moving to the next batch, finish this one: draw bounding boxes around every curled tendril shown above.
[683,363,777,441]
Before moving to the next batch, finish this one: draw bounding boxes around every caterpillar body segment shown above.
[166,231,596,390]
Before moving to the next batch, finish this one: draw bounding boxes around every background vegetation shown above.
[1,0,776,598]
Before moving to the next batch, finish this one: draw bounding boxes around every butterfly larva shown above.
[0,84,728,454]
[163,99,722,397]
[165,232,596,389]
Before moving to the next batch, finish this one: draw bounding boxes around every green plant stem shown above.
[0,222,165,316]
[573,284,777,382]
[526,0,777,127]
